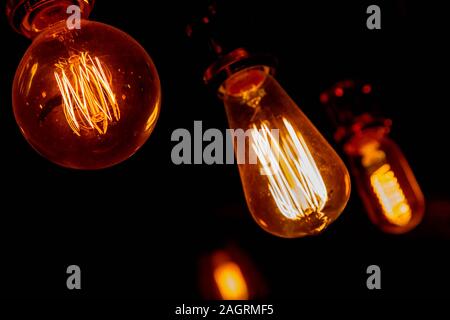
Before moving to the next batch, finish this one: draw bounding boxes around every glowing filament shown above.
[54,52,120,136]
[213,262,249,300]
[251,118,328,220]
[370,164,412,226]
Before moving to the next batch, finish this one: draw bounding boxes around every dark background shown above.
[0,0,449,300]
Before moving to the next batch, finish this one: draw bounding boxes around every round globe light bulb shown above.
[8,0,161,169]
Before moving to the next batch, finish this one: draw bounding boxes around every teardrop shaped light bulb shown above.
[8,0,161,169]
[214,63,351,238]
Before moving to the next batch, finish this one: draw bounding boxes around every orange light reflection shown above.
[213,260,249,300]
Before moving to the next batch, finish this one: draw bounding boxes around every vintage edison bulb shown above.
[344,128,425,234]
[12,18,160,169]
[217,66,351,238]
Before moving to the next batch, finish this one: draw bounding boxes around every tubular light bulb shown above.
[344,131,425,233]
[320,80,425,233]
[215,65,351,238]
[8,0,161,169]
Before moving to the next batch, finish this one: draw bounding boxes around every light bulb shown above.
[206,51,351,238]
[8,0,161,169]
[344,128,425,234]
[321,80,425,233]
[199,247,266,300]
[212,252,249,300]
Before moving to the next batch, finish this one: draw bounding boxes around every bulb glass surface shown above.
[345,131,425,233]
[13,20,161,169]
[219,66,351,238]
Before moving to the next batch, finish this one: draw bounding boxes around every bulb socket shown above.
[6,0,95,39]
[204,48,277,97]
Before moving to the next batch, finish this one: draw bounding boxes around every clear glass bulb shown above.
[11,16,160,169]
[319,79,426,234]
[218,66,351,238]
[344,128,425,233]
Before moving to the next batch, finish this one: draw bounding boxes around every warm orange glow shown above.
[13,20,161,169]
[220,66,350,238]
[370,164,412,226]
[347,137,426,233]
[54,52,120,136]
[251,118,328,221]
[213,261,249,300]
[360,141,414,227]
